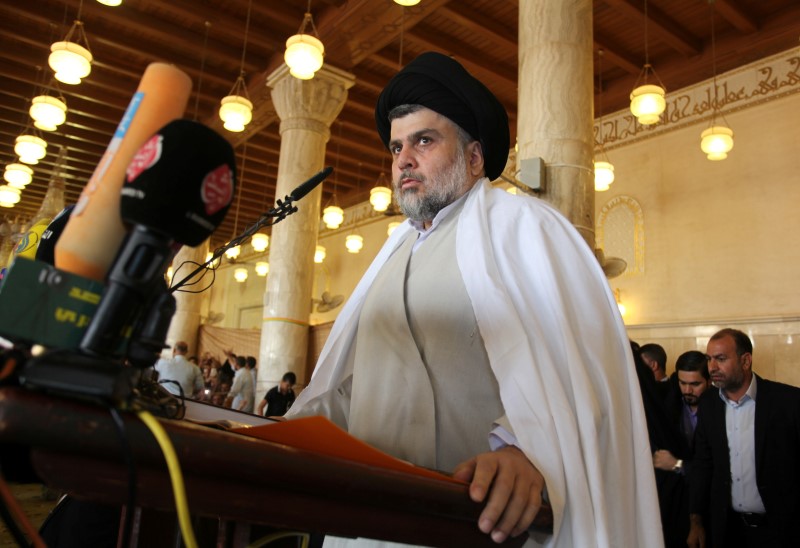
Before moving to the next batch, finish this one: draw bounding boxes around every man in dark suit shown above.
[688,328,800,548]
[641,343,671,402]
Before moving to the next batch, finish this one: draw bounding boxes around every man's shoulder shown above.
[697,388,722,412]
[757,376,800,405]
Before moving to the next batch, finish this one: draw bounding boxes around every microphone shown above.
[289,166,333,202]
[80,119,237,358]
[35,205,75,266]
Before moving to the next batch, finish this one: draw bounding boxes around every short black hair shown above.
[246,356,256,368]
[174,341,188,353]
[675,350,709,380]
[235,356,246,368]
[709,328,753,356]
[282,372,297,385]
[639,343,667,373]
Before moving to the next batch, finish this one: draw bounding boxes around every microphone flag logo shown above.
[125,134,163,183]
[201,164,234,215]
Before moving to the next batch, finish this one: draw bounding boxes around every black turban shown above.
[375,51,510,181]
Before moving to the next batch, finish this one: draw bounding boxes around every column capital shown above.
[267,63,356,132]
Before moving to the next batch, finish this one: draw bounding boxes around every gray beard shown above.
[394,147,469,223]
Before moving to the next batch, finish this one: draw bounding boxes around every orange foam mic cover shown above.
[55,63,193,281]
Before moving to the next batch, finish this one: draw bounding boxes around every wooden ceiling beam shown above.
[603,0,702,56]
[437,5,518,52]
[714,0,759,34]
[594,35,642,75]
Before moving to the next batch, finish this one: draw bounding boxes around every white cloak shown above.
[288,179,662,547]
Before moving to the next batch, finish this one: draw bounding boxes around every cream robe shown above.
[288,179,662,548]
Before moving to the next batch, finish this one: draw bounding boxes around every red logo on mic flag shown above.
[202,164,234,215]
[126,134,163,183]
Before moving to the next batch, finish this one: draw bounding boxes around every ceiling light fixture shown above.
[14,133,47,165]
[4,163,34,188]
[0,186,21,208]
[96,0,122,6]
[255,261,269,276]
[30,91,67,132]
[251,232,269,252]
[370,160,392,212]
[314,245,326,264]
[594,50,615,192]
[345,233,364,254]
[284,1,325,80]
[394,0,421,6]
[630,0,666,126]
[49,1,93,85]
[700,0,734,161]
[219,0,254,132]
[225,245,241,260]
[323,121,344,229]
[234,267,248,283]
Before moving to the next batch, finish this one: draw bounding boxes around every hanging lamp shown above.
[4,163,34,188]
[284,2,325,80]
[0,186,21,208]
[594,50,616,191]
[370,168,392,212]
[219,0,254,132]
[225,244,241,260]
[15,134,48,165]
[234,267,248,283]
[323,121,344,229]
[30,91,67,132]
[255,261,269,276]
[96,0,122,6]
[700,1,734,161]
[251,231,269,252]
[394,0,421,5]
[314,245,326,264]
[345,233,364,254]
[49,22,93,85]
[630,0,666,126]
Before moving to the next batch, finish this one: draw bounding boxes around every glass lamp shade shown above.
[314,245,326,264]
[205,252,221,268]
[345,234,364,254]
[4,163,34,188]
[284,34,325,80]
[629,84,666,125]
[97,0,122,6]
[387,221,401,237]
[255,261,269,276]
[322,205,344,229]
[49,41,93,85]
[0,185,21,208]
[219,95,253,132]
[594,161,615,191]
[30,95,67,132]
[369,186,392,212]
[224,245,241,260]
[15,135,47,165]
[251,232,269,252]
[233,267,248,283]
[700,125,734,161]
[394,0,421,5]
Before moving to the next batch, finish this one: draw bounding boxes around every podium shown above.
[0,388,550,547]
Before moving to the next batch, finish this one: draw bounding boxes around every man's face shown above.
[389,108,475,224]
[677,370,708,407]
[706,335,751,392]
[279,380,293,393]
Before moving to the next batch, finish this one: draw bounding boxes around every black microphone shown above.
[289,166,333,202]
[35,204,75,266]
[80,119,237,358]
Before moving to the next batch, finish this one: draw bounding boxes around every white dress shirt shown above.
[720,375,766,513]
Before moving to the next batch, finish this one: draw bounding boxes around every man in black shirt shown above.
[258,372,296,417]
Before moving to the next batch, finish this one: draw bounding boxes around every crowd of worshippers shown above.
[631,328,800,548]
[150,342,296,417]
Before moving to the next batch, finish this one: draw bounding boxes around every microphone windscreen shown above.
[35,205,75,266]
[120,119,237,246]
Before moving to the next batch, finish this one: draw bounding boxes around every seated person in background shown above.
[258,372,297,417]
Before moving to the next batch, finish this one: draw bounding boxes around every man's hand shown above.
[452,446,545,544]
[687,514,706,548]
[652,449,678,471]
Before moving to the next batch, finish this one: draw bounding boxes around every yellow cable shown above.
[137,410,198,548]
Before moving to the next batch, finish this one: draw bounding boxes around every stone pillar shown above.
[164,240,209,357]
[518,0,595,250]
[258,64,355,400]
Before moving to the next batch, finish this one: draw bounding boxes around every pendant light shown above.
[4,164,34,189]
[394,0,421,5]
[630,0,666,126]
[234,267,248,283]
[96,0,122,6]
[284,1,325,80]
[49,1,93,85]
[345,233,364,254]
[15,133,47,165]
[219,0,254,132]
[370,158,392,212]
[314,245,326,264]
[255,261,269,276]
[251,231,269,252]
[0,186,21,208]
[30,88,68,132]
[700,0,734,161]
[323,121,344,229]
[594,50,615,192]
[225,245,241,260]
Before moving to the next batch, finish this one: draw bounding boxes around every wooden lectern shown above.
[0,388,552,547]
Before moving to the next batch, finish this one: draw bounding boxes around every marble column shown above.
[518,0,595,250]
[164,240,209,356]
[258,64,355,400]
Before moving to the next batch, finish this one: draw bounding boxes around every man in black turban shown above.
[288,51,661,548]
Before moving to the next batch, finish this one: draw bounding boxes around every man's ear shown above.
[467,141,485,178]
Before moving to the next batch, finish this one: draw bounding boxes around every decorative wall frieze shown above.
[596,46,800,150]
